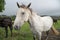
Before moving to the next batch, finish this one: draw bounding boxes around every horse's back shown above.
[3,17,12,26]
[0,17,12,27]
[41,16,53,31]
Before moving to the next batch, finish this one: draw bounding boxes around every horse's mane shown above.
[28,8,32,14]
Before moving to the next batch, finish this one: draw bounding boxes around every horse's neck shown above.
[30,11,41,18]
[28,12,44,31]
[28,11,41,26]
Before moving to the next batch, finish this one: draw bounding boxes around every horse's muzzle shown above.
[14,26,19,30]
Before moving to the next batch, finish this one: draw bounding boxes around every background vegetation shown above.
[0,0,5,12]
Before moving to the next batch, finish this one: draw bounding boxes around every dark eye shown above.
[22,12,25,15]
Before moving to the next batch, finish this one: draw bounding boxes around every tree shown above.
[0,0,5,12]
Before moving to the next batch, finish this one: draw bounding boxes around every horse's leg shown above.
[30,28,36,40]
[45,30,50,40]
[9,25,13,37]
[30,29,36,40]
[32,33,36,40]
[5,26,8,38]
[29,24,36,40]
[37,32,42,40]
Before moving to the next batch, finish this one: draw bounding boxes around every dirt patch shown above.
[42,29,60,40]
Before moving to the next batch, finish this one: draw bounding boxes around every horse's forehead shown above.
[18,8,25,13]
[19,8,27,11]
[19,8,30,12]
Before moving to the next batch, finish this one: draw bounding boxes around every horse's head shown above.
[13,2,31,30]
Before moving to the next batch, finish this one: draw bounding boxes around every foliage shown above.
[0,0,5,12]
[54,20,60,29]
[10,15,16,21]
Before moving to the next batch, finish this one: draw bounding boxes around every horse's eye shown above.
[22,12,25,15]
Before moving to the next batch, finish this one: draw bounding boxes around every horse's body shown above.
[13,2,59,40]
[0,17,13,38]
[28,11,53,40]
[29,12,53,32]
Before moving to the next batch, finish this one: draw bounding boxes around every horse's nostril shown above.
[14,26,18,30]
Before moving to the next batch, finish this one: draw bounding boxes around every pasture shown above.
[0,18,60,40]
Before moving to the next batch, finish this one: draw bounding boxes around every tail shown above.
[51,26,60,35]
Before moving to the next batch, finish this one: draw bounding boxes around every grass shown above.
[54,20,60,29]
[0,22,33,40]
[0,20,60,40]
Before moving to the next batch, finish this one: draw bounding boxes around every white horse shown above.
[13,2,59,40]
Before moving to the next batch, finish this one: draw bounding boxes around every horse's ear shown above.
[17,2,20,8]
[27,3,31,8]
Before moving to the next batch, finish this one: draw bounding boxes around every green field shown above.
[54,20,60,29]
[0,20,60,40]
